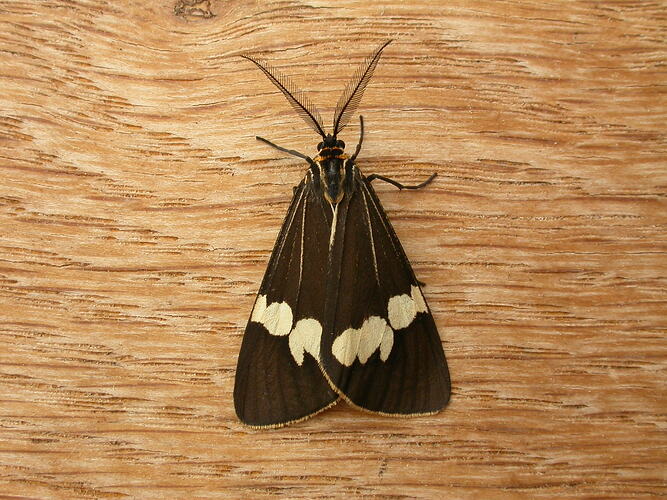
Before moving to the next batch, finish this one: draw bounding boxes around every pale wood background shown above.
[1,0,665,498]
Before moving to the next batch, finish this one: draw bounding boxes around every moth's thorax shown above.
[315,136,349,204]
[316,155,348,204]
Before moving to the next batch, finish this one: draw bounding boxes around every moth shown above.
[235,41,450,427]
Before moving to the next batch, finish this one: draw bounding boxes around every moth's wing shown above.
[234,174,338,427]
[320,169,450,415]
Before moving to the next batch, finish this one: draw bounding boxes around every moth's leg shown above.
[366,172,437,190]
[256,136,316,167]
[350,115,364,161]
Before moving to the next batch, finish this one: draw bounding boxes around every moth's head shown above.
[317,134,345,152]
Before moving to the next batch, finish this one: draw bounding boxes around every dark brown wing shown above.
[234,173,338,427]
[319,167,450,415]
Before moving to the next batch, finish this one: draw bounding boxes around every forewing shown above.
[320,169,450,415]
[234,174,338,427]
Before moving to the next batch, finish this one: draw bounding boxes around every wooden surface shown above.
[1,1,665,498]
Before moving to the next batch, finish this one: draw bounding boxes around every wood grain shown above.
[1,0,665,498]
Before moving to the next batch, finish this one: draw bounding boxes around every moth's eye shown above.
[317,142,324,150]
[337,140,345,149]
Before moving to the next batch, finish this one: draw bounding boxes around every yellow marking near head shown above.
[314,153,349,162]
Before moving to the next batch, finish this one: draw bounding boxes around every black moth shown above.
[235,40,450,427]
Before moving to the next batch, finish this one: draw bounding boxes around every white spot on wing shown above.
[357,316,392,364]
[248,287,425,367]
[250,299,324,365]
[332,316,395,366]
[411,285,427,313]
[332,328,359,367]
[379,326,394,361]
[261,301,292,336]
[251,294,267,322]
[388,293,416,330]
[288,318,322,366]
